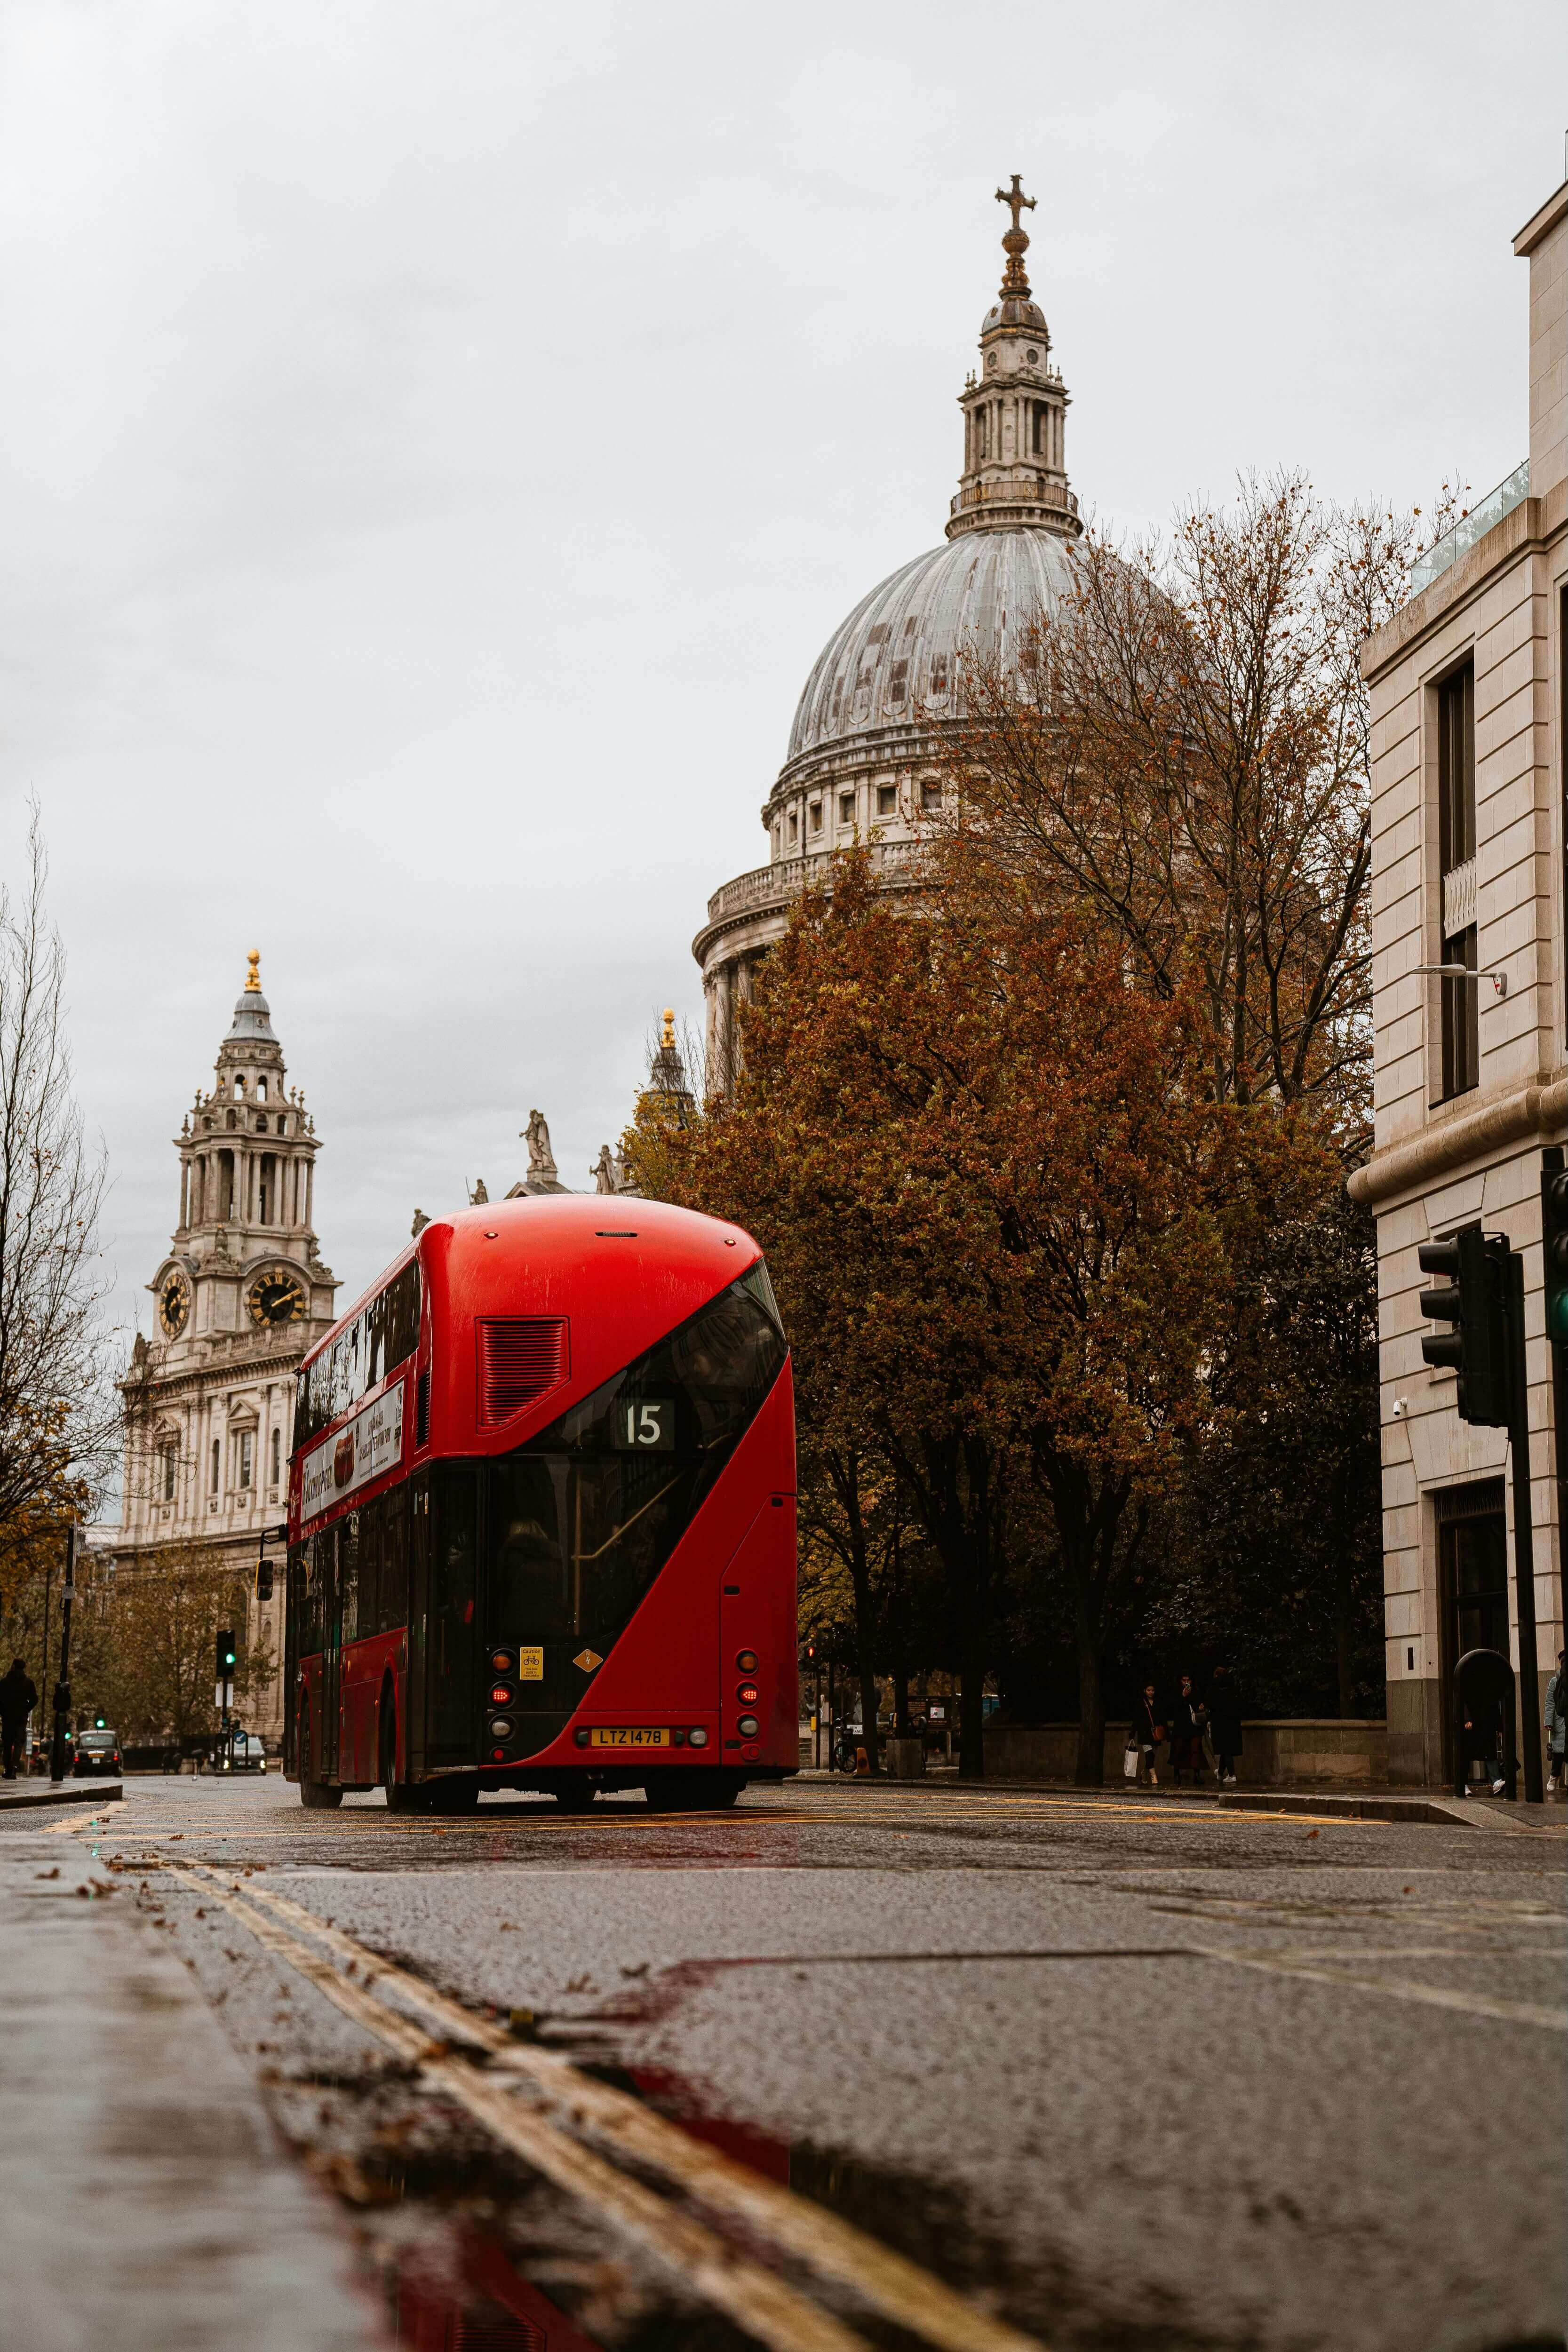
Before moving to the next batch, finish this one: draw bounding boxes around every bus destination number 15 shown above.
[614,1398,675,1451]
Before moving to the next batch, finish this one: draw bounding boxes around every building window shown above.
[1437,659,1478,1100]
[237,1430,254,1490]
[788,809,798,843]
[839,791,855,825]
[159,1444,176,1502]
[210,1439,220,1495]
[920,779,942,815]
[876,784,898,817]
[271,1427,282,1488]
[809,802,822,834]
[256,1078,267,1102]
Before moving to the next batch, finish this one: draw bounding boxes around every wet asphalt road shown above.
[24,1774,1566,2352]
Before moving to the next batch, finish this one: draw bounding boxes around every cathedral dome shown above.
[785,525,1076,767]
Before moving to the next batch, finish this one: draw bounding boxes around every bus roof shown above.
[299,1193,761,1378]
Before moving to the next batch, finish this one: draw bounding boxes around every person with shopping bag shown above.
[1131,1681,1165,1788]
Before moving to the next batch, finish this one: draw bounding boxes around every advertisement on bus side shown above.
[301,1378,405,1520]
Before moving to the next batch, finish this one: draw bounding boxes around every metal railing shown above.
[1410,461,1529,594]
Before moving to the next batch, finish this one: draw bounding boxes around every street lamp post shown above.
[48,1526,77,1784]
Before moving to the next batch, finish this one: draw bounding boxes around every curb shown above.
[0,1779,123,1812]
[1218,1791,1472,1827]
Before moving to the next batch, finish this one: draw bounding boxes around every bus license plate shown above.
[590,1728,669,1748]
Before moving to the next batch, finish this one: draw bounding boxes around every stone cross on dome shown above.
[995,173,1036,296]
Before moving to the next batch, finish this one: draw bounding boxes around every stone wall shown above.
[981,1720,1390,1786]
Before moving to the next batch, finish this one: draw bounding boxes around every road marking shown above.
[95,1801,1257,1838]
[180,1865,1047,2352]
[163,1866,876,2352]
[43,1810,116,1836]
[1200,1943,1568,2031]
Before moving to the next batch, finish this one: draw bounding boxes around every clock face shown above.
[158,1273,190,1338]
[247,1267,307,1328]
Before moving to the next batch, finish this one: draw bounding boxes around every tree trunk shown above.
[1074,1585,1105,1786]
[835,1452,881,1775]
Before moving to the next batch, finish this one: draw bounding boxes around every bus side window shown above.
[340,1513,359,1647]
[359,1494,382,1638]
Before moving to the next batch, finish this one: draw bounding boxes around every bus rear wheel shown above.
[644,1772,740,1812]
[297,1703,342,1810]
[380,1697,416,1811]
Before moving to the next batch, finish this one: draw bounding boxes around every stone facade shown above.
[693,180,1082,1081]
[113,959,339,1744]
[1351,175,1568,1784]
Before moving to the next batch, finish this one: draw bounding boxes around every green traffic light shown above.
[1548,1290,1568,1349]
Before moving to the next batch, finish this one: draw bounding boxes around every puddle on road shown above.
[389,2224,605,2350]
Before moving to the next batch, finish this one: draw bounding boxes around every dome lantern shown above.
[947,175,1080,543]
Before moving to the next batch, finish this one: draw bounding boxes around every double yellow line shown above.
[164,1862,1047,2352]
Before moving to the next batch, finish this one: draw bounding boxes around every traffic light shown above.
[255,1559,274,1603]
[1542,1157,1568,1350]
[94,1716,105,1730]
[1417,1223,1512,1426]
[216,1629,236,1680]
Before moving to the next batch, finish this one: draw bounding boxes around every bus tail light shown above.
[737,1683,759,1705]
[574,1728,591,1747]
[688,1727,709,1748]
[489,1717,514,1740]
[735,1649,758,1672]
[736,1715,759,1737]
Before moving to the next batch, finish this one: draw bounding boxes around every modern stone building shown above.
[114,957,339,1743]
[694,179,1083,1078]
[1352,171,1567,1784]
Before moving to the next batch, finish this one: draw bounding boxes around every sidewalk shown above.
[0,1775,122,1811]
[793,1767,1567,1826]
[0,1815,388,2351]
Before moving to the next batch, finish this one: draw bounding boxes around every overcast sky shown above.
[1,1,1564,1346]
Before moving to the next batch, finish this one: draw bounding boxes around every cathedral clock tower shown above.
[115,956,339,1745]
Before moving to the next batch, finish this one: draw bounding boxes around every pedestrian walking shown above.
[1209,1665,1244,1785]
[1133,1681,1165,1788]
[1545,1649,1566,1796]
[0,1658,38,1781]
[1169,1674,1206,1785]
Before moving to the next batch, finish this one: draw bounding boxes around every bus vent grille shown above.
[477,1318,568,1426]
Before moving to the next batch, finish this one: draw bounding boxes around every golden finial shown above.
[245,949,262,994]
[661,1007,676,1049]
[995,173,1036,296]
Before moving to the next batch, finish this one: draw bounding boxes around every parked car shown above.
[72,1728,121,1777]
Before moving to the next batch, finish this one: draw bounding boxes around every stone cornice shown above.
[1347,1073,1568,1209]
[120,1330,325,1409]
[1513,179,1568,255]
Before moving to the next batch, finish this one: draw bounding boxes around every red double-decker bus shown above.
[283,1195,796,1812]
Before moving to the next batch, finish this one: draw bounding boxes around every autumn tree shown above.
[631,855,1268,1780]
[0,812,115,1570]
[933,474,1418,1134]
[89,1542,272,1747]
